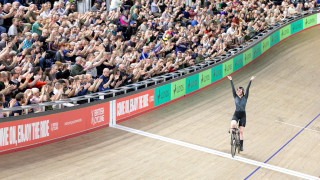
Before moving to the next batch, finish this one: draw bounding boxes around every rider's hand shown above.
[227,76,232,80]
[250,76,256,81]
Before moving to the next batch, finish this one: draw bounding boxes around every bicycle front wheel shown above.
[231,132,236,157]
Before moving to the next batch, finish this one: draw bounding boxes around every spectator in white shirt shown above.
[110,0,123,11]
[8,18,19,36]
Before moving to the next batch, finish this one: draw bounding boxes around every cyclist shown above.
[227,75,255,151]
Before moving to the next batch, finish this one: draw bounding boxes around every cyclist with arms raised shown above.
[227,75,255,151]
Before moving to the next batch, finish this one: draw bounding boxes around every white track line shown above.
[275,120,320,133]
[112,124,319,180]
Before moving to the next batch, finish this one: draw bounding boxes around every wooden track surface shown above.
[0,26,320,180]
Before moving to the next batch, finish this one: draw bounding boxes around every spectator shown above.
[0,5,9,34]
[26,4,37,24]
[32,16,44,36]
[21,32,33,50]
[227,23,236,35]
[30,87,46,113]
[11,92,28,116]
[0,102,4,118]
[247,22,256,38]
[2,4,15,31]
[151,0,161,17]
[71,57,86,76]
[8,18,19,36]
[140,46,149,60]
[98,68,114,92]
[110,0,122,11]
[0,0,301,117]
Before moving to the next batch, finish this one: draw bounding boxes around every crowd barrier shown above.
[0,12,319,154]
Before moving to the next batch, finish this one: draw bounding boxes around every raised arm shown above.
[245,76,255,99]
[227,76,236,98]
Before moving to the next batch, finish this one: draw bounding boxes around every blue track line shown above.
[244,113,320,179]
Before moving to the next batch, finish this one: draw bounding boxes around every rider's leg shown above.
[231,120,237,130]
[231,112,238,130]
[239,126,244,140]
[239,114,246,151]
[239,126,244,151]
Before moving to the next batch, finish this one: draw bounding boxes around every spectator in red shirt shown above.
[188,8,198,20]
[232,13,240,25]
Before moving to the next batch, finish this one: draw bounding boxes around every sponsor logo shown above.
[262,40,269,50]
[173,84,185,96]
[64,119,82,126]
[224,63,232,72]
[156,87,169,105]
[201,74,210,83]
[51,122,59,131]
[213,68,222,78]
[234,58,242,68]
[91,108,105,126]
[157,90,160,101]
[281,28,290,37]
[292,22,302,31]
[117,94,151,117]
[188,79,197,89]
[244,52,252,62]
[305,17,316,26]
[0,120,50,147]
[271,34,279,43]
[253,47,260,57]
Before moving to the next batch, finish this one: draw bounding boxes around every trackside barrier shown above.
[0,103,110,153]
[0,12,319,154]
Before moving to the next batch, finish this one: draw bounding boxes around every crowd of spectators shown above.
[0,0,317,117]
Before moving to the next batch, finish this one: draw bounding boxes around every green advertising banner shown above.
[186,74,199,94]
[243,48,253,66]
[280,25,291,41]
[261,37,270,54]
[211,64,223,83]
[223,60,233,77]
[171,79,186,100]
[303,14,317,29]
[199,69,211,89]
[291,19,303,34]
[154,84,171,106]
[252,42,261,60]
[270,30,280,47]
[233,54,243,71]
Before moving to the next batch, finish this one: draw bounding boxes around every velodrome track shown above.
[0,26,320,179]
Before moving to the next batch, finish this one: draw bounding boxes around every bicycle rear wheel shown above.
[230,132,236,157]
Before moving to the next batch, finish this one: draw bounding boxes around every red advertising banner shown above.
[116,89,154,120]
[0,102,109,153]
